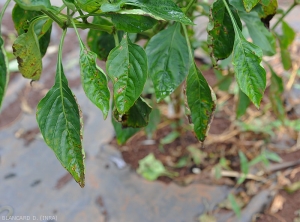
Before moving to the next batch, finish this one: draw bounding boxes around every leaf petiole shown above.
[0,0,12,34]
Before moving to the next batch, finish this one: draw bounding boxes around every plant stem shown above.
[71,19,85,49]
[0,0,11,34]
[183,0,196,14]
[272,2,297,30]
[42,9,65,28]
[182,24,194,63]
[113,31,119,46]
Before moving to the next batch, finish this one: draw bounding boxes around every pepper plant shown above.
[0,0,298,187]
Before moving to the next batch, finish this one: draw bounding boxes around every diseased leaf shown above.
[112,114,140,145]
[0,37,9,109]
[12,17,48,80]
[14,0,51,11]
[224,1,267,107]
[113,97,152,128]
[146,23,189,101]
[236,90,250,118]
[207,0,242,60]
[186,62,215,142]
[36,33,85,187]
[79,47,110,119]
[242,0,260,12]
[107,33,148,114]
[269,66,285,121]
[12,5,52,57]
[261,0,277,22]
[111,14,157,33]
[125,0,193,25]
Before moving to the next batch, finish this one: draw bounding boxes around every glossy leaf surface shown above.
[111,14,157,33]
[80,47,110,119]
[146,23,189,101]
[186,62,215,141]
[36,38,85,187]
[107,34,147,114]
[125,0,193,25]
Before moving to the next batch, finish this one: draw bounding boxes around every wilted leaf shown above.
[107,33,148,114]
[207,0,242,60]
[146,23,189,101]
[12,17,49,80]
[186,62,215,141]
[137,153,177,180]
[12,5,52,57]
[36,34,85,187]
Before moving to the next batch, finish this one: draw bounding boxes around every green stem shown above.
[71,19,85,49]
[113,31,119,46]
[0,0,11,34]
[182,24,193,63]
[183,0,196,14]
[58,29,67,78]
[42,9,64,28]
[272,2,297,30]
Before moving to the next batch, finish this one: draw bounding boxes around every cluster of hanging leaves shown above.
[0,0,295,186]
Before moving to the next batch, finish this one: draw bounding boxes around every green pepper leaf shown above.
[269,65,285,121]
[239,11,276,56]
[12,17,50,80]
[12,5,52,57]
[112,114,140,145]
[76,0,105,12]
[36,32,85,187]
[14,0,51,11]
[207,0,242,60]
[236,89,251,118]
[224,0,266,107]
[107,33,148,114]
[145,108,160,138]
[113,97,152,128]
[79,47,110,119]
[242,0,260,12]
[0,37,9,110]
[146,23,189,101]
[111,14,157,33]
[125,0,193,25]
[186,62,216,142]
